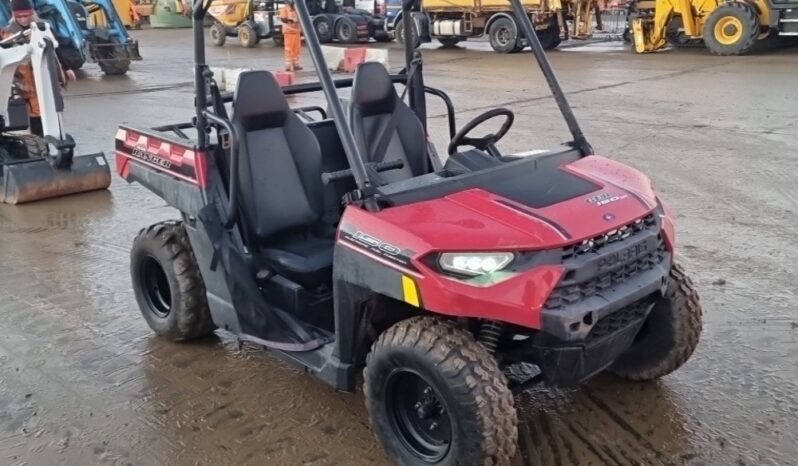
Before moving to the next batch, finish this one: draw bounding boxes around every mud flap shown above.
[197,203,331,352]
[1,153,111,204]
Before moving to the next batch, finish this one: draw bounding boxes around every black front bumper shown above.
[512,212,671,387]
[534,303,650,386]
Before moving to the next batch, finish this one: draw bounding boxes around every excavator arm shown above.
[0,22,111,204]
[0,23,73,166]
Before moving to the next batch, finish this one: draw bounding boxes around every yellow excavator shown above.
[629,0,798,55]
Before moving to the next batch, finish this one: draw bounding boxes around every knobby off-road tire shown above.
[702,2,759,56]
[210,22,226,46]
[130,220,215,341]
[239,22,259,48]
[609,263,702,381]
[364,316,517,466]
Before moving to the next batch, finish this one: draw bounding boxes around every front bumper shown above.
[509,213,671,387]
[536,300,652,386]
[541,215,670,342]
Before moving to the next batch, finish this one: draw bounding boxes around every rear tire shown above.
[489,17,520,54]
[608,263,702,381]
[702,2,759,56]
[336,16,358,44]
[130,220,215,342]
[364,316,517,466]
[537,24,561,50]
[210,22,226,46]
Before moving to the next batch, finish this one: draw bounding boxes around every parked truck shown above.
[384,0,598,52]
[272,0,391,44]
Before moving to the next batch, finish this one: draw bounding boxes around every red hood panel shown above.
[372,155,657,251]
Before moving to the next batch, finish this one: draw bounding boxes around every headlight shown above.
[439,252,515,277]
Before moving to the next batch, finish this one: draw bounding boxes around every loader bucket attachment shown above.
[1,153,111,204]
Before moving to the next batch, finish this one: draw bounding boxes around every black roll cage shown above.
[190,0,591,213]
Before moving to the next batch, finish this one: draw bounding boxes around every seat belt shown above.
[400,55,422,103]
[362,116,398,186]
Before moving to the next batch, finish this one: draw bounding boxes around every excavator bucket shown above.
[1,152,111,204]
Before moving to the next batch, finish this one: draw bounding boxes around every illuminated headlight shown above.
[439,252,515,277]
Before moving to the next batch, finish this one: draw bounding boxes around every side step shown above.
[779,8,798,35]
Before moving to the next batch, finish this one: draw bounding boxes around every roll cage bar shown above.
[190,0,592,213]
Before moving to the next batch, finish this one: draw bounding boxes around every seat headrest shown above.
[351,62,396,117]
[233,70,290,130]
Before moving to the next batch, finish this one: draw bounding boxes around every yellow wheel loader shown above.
[629,0,798,55]
[207,0,279,47]
[0,22,111,204]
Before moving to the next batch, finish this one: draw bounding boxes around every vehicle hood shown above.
[371,156,659,251]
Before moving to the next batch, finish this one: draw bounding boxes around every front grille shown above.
[545,236,667,310]
[562,213,657,260]
[586,300,650,342]
[544,212,666,311]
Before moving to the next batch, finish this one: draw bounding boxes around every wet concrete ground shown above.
[1,29,797,466]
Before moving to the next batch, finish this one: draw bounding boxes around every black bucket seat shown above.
[349,62,430,184]
[232,71,333,289]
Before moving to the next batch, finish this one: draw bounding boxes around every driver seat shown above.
[349,62,430,184]
[232,70,333,289]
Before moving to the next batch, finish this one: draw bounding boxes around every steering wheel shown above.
[448,108,514,156]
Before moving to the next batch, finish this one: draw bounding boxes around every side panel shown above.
[183,217,243,334]
[115,127,208,187]
[334,208,564,330]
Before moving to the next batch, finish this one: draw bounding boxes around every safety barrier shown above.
[209,67,295,92]
[320,45,389,73]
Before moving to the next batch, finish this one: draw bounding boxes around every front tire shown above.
[489,17,520,54]
[130,220,215,341]
[702,2,759,56]
[364,317,517,466]
[608,263,702,381]
[314,16,334,43]
[395,19,419,48]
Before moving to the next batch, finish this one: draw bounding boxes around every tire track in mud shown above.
[0,245,387,465]
[516,385,681,466]
[582,388,676,466]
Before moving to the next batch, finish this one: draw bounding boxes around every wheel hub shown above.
[714,16,743,45]
[497,27,511,45]
[387,370,452,462]
[141,255,171,318]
